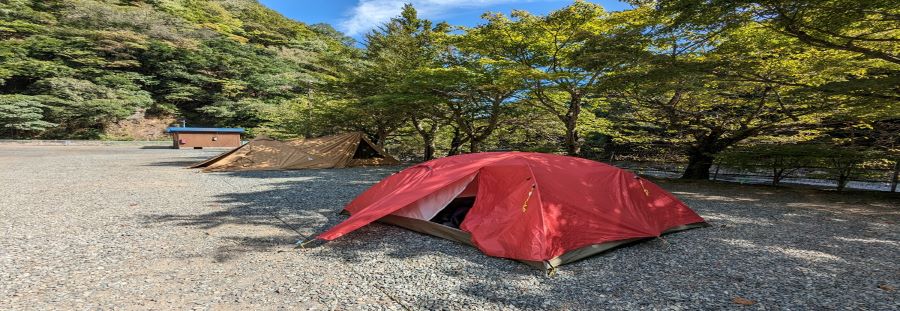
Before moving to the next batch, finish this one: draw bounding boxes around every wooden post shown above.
[891,161,899,193]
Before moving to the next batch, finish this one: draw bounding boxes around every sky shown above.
[259,0,630,39]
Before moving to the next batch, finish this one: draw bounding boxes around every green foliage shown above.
[639,0,900,65]
[0,0,895,180]
[463,1,613,155]
[592,6,894,179]
[718,144,821,185]
[631,0,899,118]
[0,0,349,139]
[718,144,891,190]
[0,95,56,137]
[337,4,453,159]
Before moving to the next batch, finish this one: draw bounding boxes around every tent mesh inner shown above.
[429,197,476,229]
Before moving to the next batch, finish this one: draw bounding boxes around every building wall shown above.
[172,132,242,149]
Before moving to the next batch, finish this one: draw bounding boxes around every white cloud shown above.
[339,0,541,36]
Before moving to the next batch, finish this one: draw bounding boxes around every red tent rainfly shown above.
[318,152,707,271]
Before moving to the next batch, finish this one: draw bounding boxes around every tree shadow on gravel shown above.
[139,146,176,149]
[143,159,208,167]
[141,167,401,263]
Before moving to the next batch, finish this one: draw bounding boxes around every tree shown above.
[632,0,899,114]
[0,0,348,139]
[0,95,55,138]
[599,16,864,179]
[464,1,610,155]
[717,144,815,186]
[349,4,451,160]
[446,64,520,153]
[409,50,526,154]
[638,0,900,65]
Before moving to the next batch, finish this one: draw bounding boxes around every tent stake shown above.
[547,266,558,277]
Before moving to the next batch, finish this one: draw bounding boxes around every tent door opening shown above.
[429,197,475,229]
[352,141,384,159]
[389,173,479,228]
[427,175,479,229]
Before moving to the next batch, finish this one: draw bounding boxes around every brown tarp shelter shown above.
[190,132,399,172]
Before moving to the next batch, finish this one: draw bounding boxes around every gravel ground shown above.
[1,145,897,310]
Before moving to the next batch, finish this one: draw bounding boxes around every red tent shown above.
[318,152,706,270]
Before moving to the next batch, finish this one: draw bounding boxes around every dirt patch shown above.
[104,110,175,141]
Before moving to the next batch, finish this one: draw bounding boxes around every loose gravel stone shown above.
[0,145,897,310]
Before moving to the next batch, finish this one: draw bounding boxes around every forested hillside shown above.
[0,0,353,139]
[1,0,897,182]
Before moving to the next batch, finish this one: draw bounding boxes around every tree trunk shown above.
[563,118,579,156]
[536,90,582,156]
[681,130,738,180]
[891,161,899,192]
[411,115,438,161]
[773,168,784,186]
[422,136,435,161]
[836,173,849,191]
[682,149,715,180]
[447,127,464,156]
[468,97,503,154]
[374,127,388,148]
[560,95,581,156]
[832,159,856,192]
[469,138,481,153]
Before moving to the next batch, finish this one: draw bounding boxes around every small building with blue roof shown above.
[166,127,245,149]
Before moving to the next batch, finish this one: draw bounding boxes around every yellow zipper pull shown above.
[522,183,536,213]
[636,176,650,196]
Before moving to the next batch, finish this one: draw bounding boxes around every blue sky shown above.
[259,0,630,39]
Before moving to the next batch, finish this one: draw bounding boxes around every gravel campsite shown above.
[1,145,898,310]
